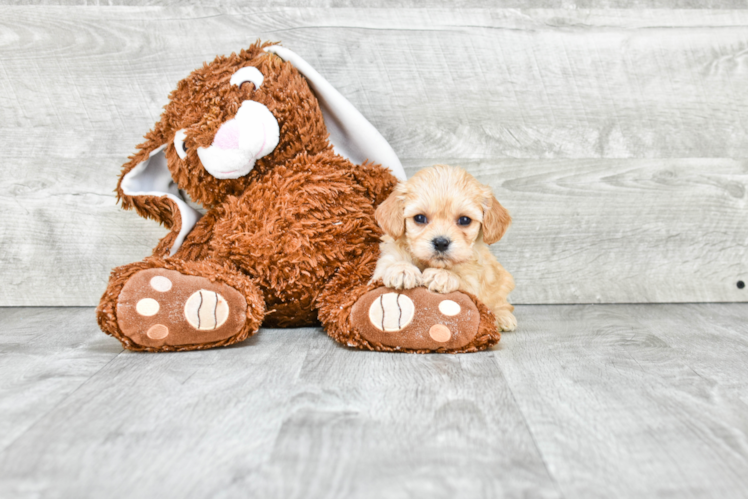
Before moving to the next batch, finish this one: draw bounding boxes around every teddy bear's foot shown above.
[349,286,500,353]
[97,258,265,352]
[115,268,250,349]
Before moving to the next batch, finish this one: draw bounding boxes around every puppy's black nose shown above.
[432,237,451,252]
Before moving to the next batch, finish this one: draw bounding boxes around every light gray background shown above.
[1,5,747,305]
[2,4,748,498]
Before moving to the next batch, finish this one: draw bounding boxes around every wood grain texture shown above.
[413,158,748,304]
[1,7,747,305]
[0,307,558,498]
[1,304,747,497]
[2,1,748,7]
[496,302,748,497]
[0,308,122,453]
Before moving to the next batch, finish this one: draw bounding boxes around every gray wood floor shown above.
[1,304,747,498]
[1,4,747,498]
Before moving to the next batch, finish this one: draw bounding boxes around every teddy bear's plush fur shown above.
[96,41,500,353]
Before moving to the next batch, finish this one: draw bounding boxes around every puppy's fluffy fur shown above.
[371,164,517,331]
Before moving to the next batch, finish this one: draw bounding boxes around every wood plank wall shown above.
[1,6,746,305]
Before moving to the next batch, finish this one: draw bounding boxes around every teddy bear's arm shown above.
[344,160,400,207]
[291,150,398,206]
[166,210,220,262]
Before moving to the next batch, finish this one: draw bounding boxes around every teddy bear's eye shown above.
[414,214,428,224]
[457,216,472,226]
[230,66,264,90]
[174,130,188,160]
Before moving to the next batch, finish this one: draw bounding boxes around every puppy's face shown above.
[376,165,511,268]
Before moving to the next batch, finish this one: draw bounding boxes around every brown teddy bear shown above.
[96,41,501,353]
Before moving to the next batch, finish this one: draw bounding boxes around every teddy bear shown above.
[96,41,501,353]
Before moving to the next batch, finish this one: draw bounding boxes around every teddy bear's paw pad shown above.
[351,287,480,351]
[367,292,415,331]
[184,290,230,330]
[116,269,247,348]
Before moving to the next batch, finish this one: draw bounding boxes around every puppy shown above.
[371,164,517,331]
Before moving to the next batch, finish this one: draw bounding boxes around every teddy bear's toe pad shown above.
[351,287,480,351]
[116,269,247,348]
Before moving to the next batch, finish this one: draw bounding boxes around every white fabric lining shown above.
[120,145,202,256]
[264,46,406,181]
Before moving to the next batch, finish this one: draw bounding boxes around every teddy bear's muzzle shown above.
[197,100,280,180]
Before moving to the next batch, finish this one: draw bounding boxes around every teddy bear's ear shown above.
[118,142,203,256]
[264,46,406,181]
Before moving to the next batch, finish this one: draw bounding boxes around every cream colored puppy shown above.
[371,164,517,331]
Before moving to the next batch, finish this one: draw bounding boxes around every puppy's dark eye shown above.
[414,214,428,224]
[457,216,472,226]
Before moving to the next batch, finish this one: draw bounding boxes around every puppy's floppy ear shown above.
[375,184,406,238]
[482,193,511,244]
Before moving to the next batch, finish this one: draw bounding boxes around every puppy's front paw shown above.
[496,310,517,332]
[422,268,460,294]
[382,262,423,290]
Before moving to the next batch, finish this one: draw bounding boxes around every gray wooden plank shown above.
[651,304,748,395]
[495,302,748,497]
[240,341,556,498]
[0,307,122,453]
[2,7,748,306]
[2,1,748,8]
[4,8,748,160]
[2,157,746,306]
[427,158,748,305]
[0,158,172,306]
[0,307,558,498]
[2,304,748,497]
